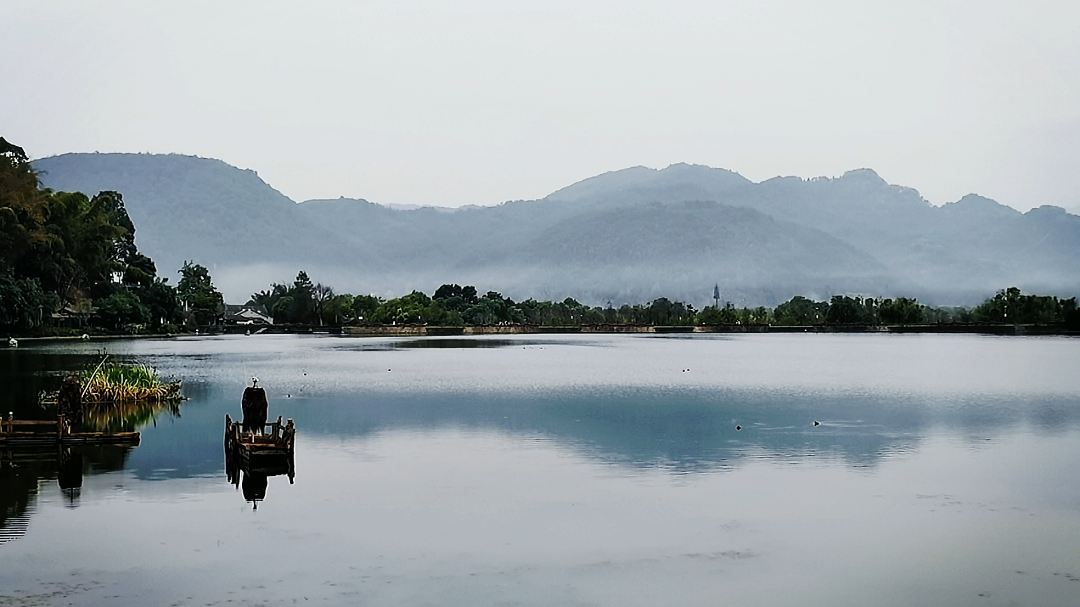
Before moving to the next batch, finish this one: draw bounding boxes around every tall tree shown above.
[312,283,334,326]
[1,137,177,334]
[287,271,315,323]
[350,294,381,324]
[177,261,224,326]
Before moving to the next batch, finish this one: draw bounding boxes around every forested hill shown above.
[31,153,359,291]
[32,154,1080,306]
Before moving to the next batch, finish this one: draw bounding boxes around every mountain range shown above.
[31,153,1080,306]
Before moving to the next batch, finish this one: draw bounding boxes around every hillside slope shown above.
[32,154,1080,305]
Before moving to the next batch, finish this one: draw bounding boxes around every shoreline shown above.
[10,333,182,343]
[340,324,1078,337]
[10,323,1076,343]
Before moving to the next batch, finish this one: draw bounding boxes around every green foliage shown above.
[773,296,828,326]
[433,283,478,307]
[288,271,315,322]
[250,283,288,320]
[878,297,924,324]
[0,271,52,331]
[177,261,224,326]
[252,274,1079,332]
[770,289,1076,327]
[349,295,382,323]
[971,287,1076,325]
[749,306,771,325]
[96,290,150,331]
[372,291,433,324]
[271,295,294,322]
[78,361,182,403]
[250,271,342,325]
[311,283,335,326]
[643,297,696,325]
[321,293,354,325]
[698,304,771,325]
[0,137,178,334]
[122,253,157,288]
[774,295,922,326]
[138,279,183,327]
[826,295,877,325]
[1064,299,1080,330]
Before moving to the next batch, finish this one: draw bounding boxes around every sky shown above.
[3,0,1079,211]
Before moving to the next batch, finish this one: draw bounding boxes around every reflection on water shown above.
[56,448,82,505]
[335,337,598,351]
[283,390,1079,472]
[1,334,1079,606]
[79,399,183,433]
[0,445,134,544]
[224,443,295,510]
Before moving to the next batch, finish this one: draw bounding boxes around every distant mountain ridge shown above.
[32,153,1080,305]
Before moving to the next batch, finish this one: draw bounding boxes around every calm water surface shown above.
[1,333,1079,606]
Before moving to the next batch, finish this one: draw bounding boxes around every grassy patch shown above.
[78,361,182,403]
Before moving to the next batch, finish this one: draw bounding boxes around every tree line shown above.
[3,133,1075,335]
[769,290,1078,327]
[247,272,1080,329]
[248,274,699,327]
[0,137,224,335]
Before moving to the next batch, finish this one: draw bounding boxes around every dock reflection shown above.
[0,445,134,544]
[224,445,295,510]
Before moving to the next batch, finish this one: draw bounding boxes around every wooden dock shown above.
[224,414,295,466]
[0,415,140,447]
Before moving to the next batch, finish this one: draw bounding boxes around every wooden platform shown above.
[0,416,140,447]
[224,414,295,466]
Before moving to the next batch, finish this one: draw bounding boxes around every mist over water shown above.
[2,334,1080,606]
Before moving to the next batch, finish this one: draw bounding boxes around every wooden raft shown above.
[0,414,140,447]
[224,414,295,466]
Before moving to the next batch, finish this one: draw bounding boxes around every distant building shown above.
[51,302,95,328]
[224,304,273,325]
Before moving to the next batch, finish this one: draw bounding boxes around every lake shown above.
[2,333,1080,606]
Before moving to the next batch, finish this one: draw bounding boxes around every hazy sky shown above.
[3,1,1078,211]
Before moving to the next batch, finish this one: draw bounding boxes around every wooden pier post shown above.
[285,418,295,451]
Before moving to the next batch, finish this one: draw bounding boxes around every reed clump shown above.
[78,362,182,403]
